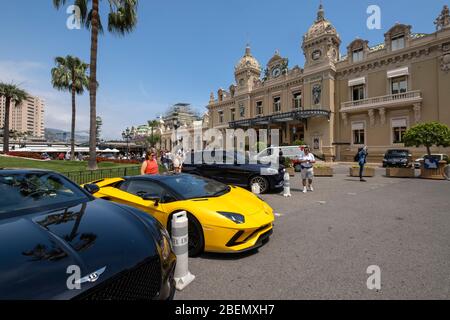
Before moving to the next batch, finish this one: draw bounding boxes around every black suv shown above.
[182,150,285,194]
[382,149,412,168]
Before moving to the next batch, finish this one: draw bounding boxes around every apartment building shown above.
[0,95,45,138]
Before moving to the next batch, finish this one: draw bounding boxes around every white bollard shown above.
[171,211,195,290]
[251,183,261,195]
[283,172,291,197]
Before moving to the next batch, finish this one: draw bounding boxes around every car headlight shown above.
[401,159,408,162]
[160,228,172,261]
[217,211,245,224]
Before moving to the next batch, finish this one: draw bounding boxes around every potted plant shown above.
[293,140,306,146]
[385,167,415,178]
[314,164,334,177]
[349,166,375,177]
[403,122,450,180]
[284,157,295,176]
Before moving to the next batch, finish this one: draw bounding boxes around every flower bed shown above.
[7,152,44,160]
[314,166,334,177]
[349,166,375,177]
[419,160,447,180]
[386,167,415,178]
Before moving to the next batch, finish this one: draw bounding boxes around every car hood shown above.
[0,199,159,300]
[187,187,269,216]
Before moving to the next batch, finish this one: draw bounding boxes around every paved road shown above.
[176,165,450,299]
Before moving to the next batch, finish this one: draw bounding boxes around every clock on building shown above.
[271,66,282,78]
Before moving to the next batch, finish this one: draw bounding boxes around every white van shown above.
[253,146,306,165]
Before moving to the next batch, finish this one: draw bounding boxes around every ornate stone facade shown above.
[207,4,450,161]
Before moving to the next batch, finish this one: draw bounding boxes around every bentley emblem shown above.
[75,266,106,284]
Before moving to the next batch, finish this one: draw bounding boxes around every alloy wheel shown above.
[250,176,269,194]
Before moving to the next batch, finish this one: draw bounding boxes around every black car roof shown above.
[386,149,409,152]
[0,168,54,174]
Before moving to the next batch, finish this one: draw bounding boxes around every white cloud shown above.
[0,60,46,85]
[0,61,86,132]
[0,60,170,140]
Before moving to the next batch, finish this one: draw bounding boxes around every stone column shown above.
[341,112,348,126]
[379,108,386,126]
[413,104,422,123]
[368,109,375,126]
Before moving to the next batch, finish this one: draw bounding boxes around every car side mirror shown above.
[142,194,160,206]
[84,184,100,195]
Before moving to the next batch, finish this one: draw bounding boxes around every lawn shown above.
[0,156,139,173]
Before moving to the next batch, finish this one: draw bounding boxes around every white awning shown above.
[387,67,409,78]
[348,77,366,87]
[392,118,407,127]
[352,122,365,130]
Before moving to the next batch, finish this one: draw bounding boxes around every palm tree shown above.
[146,133,161,148]
[51,55,89,160]
[147,120,159,148]
[53,0,139,170]
[0,83,28,154]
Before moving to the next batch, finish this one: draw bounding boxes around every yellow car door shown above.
[97,182,168,225]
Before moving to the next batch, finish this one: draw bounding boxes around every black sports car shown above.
[182,150,285,194]
[0,169,176,300]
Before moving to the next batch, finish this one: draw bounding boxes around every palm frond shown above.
[53,0,68,9]
[51,55,89,94]
[107,0,138,36]
[0,83,28,104]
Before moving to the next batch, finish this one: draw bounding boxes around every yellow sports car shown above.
[83,173,274,256]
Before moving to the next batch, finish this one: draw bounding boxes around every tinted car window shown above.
[0,172,88,215]
[124,180,165,198]
[163,175,229,199]
[386,150,409,157]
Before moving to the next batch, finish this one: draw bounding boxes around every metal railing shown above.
[62,166,141,185]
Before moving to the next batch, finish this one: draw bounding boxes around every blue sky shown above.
[0,0,447,139]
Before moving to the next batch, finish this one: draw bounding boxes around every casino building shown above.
[206,4,450,161]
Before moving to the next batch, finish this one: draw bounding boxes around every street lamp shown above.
[122,127,132,157]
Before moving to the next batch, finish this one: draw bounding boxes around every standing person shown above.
[173,149,183,173]
[357,146,368,182]
[299,147,316,193]
[161,150,170,171]
[279,150,286,167]
[141,151,159,175]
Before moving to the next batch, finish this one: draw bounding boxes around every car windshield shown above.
[387,150,408,157]
[185,151,249,165]
[162,174,230,199]
[0,172,89,216]
[423,154,441,161]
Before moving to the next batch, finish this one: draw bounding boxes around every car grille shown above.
[75,256,162,300]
